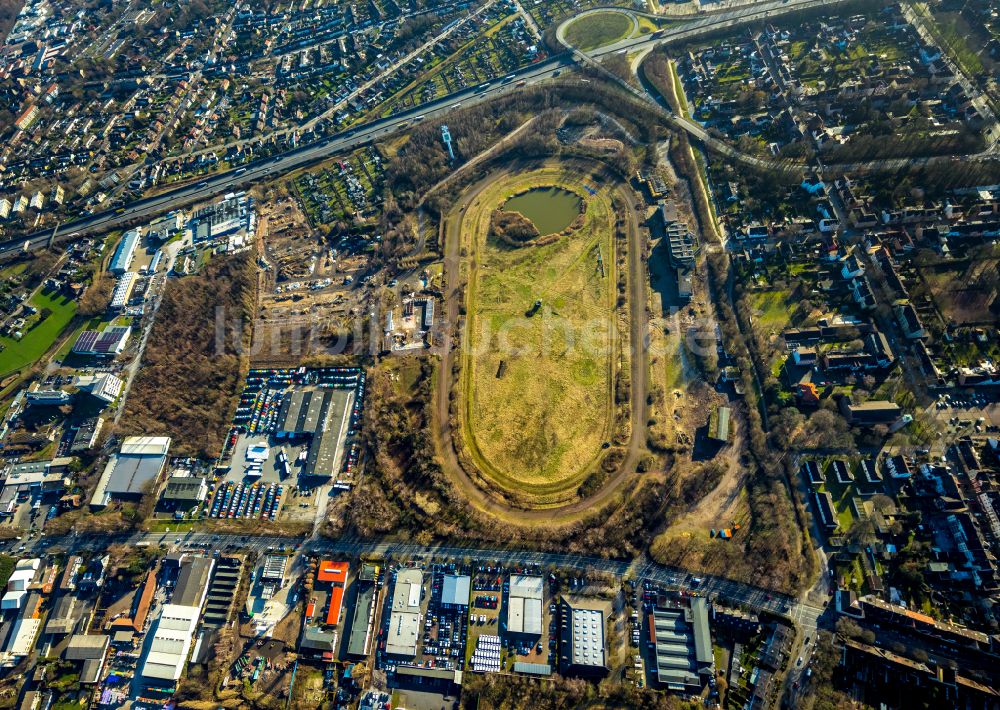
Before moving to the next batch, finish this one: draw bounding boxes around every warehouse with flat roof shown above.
[109,229,140,274]
[274,388,352,479]
[91,436,171,507]
[72,326,131,357]
[347,564,379,658]
[440,574,470,609]
[140,604,200,683]
[172,556,215,609]
[559,597,610,677]
[386,569,422,658]
[507,575,543,637]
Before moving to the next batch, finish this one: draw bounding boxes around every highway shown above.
[0,0,847,258]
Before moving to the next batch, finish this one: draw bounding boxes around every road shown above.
[1,0,863,259]
[23,529,821,623]
[302,0,505,131]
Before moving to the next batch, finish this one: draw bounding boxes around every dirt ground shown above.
[260,197,322,282]
[645,136,751,561]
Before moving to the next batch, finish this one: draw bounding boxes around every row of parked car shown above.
[209,481,284,519]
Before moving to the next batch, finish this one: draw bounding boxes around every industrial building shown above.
[317,560,349,628]
[258,554,288,601]
[146,211,183,243]
[109,229,140,274]
[559,598,608,677]
[346,564,379,658]
[507,575,543,637]
[172,556,215,610]
[25,383,72,405]
[190,192,256,250]
[71,326,131,357]
[1,559,41,611]
[107,570,156,634]
[386,568,423,658]
[139,604,200,684]
[109,272,137,311]
[45,594,84,637]
[64,634,110,684]
[199,556,242,631]
[300,626,338,661]
[440,574,470,610]
[159,473,209,513]
[70,417,104,453]
[90,436,171,507]
[275,388,352,479]
[1,616,41,666]
[73,373,124,404]
[300,560,349,661]
[649,597,714,692]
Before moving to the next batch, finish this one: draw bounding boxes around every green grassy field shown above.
[461,166,618,497]
[0,290,79,377]
[747,289,793,332]
[564,12,633,51]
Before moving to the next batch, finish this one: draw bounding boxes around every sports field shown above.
[460,166,618,501]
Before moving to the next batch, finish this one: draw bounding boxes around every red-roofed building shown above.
[318,561,348,628]
[317,560,348,584]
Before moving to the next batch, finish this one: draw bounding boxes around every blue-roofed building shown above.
[109,229,140,275]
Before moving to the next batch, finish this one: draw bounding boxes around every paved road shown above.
[25,529,821,622]
[1,0,852,259]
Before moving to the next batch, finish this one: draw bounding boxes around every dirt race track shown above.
[433,158,651,523]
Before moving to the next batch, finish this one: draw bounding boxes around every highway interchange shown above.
[1,0,855,699]
[1,0,850,257]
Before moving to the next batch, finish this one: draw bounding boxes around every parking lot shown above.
[419,566,469,671]
[928,392,1000,434]
[208,480,285,521]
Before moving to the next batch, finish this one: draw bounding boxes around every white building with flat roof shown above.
[140,604,200,682]
[508,575,543,636]
[386,568,422,657]
[1,617,41,666]
[109,272,136,311]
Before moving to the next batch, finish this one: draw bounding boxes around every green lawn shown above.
[816,459,861,532]
[462,167,617,498]
[0,556,14,588]
[747,289,793,332]
[564,12,632,51]
[0,290,79,377]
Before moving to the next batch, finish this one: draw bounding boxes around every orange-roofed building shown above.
[317,560,349,584]
[108,570,156,632]
[317,561,349,628]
